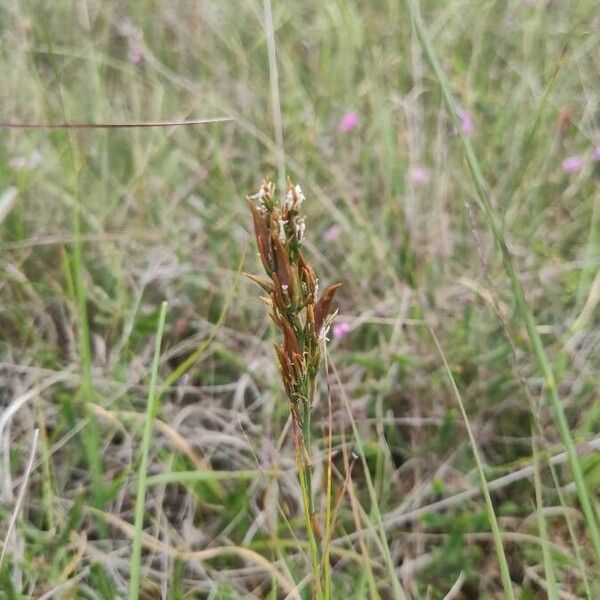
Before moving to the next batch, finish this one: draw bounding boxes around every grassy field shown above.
[1,1,600,598]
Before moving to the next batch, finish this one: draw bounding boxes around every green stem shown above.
[72,182,103,506]
[294,413,323,599]
[128,301,168,600]
[302,399,313,514]
[322,390,334,600]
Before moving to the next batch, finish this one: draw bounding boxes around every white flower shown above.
[285,188,294,210]
[294,217,305,242]
[277,218,288,243]
[294,184,305,207]
[285,184,306,210]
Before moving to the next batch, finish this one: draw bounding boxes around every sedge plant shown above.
[246,178,340,599]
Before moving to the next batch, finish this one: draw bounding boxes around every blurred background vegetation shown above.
[1,1,599,598]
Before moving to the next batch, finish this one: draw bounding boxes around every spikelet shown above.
[246,177,341,407]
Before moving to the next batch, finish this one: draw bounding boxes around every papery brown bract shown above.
[244,272,275,295]
[314,283,342,336]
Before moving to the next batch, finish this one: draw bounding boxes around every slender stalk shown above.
[128,301,168,600]
[302,399,314,515]
[71,193,103,505]
[293,412,323,599]
[322,374,334,600]
[263,0,286,195]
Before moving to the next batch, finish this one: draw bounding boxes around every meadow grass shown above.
[1,1,599,598]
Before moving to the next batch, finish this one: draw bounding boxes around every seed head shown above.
[245,178,341,406]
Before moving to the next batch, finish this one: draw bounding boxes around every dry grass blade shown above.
[0,117,233,129]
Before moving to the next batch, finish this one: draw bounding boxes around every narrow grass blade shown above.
[263,0,286,195]
[71,196,103,505]
[497,45,567,209]
[291,416,323,600]
[403,0,600,567]
[145,469,274,487]
[128,301,168,600]
[428,325,516,600]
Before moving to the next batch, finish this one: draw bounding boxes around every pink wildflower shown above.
[128,39,143,65]
[408,166,430,185]
[562,155,583,173]
[340,110,359,133]
[333,321,351,340]
[459,111,474,135]
[323,224,342,242]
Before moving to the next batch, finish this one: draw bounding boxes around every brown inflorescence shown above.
[246,178,341,408]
